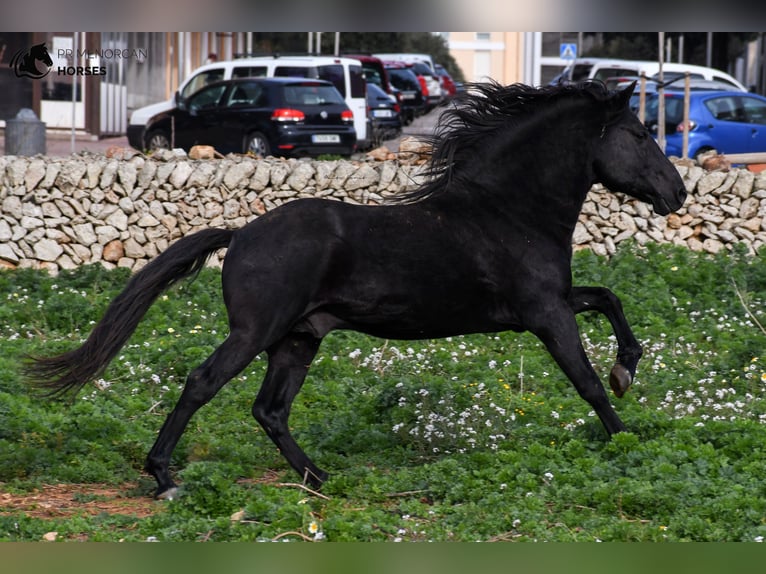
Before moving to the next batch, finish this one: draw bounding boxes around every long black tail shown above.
[25,228,235,397]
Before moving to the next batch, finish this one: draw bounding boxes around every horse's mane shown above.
[395,81,616,204]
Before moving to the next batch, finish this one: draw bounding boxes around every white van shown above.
[554,58,747,92]
[127,55,369,150]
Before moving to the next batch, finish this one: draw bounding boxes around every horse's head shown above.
[592,82,687,215]
[31,43,54,67]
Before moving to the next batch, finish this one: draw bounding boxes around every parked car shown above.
[408,61,442,109]
[434,64,457,98]
[345,54,393,94]
[366,82,402,146]
[384,62,426,124]
[644,89,766,159]
[375,53,443,108]
[128,55,368,151]
[611,76,746,114]
[551,58,747,92]
[142,77,356,157]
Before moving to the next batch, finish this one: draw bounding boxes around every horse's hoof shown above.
[609,363,632,398]
[156,486,179,501]
[304,468,329,490]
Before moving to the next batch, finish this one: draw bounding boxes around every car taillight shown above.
[417,76,429,97]
[341,110,354,122]
[676,120,697,132]
[271,109,305,122]
[393,103,400,113]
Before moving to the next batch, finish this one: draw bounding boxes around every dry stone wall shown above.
[1,150,765,274]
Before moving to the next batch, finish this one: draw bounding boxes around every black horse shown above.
[27,81,686,500]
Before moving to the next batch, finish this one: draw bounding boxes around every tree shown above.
[582,32,757,72]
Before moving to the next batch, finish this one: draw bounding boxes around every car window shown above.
[274,66,316,79]
[705,96,745,122]
[283,84,345,106]
[593,67,639,82]
[644,94,684,127]
[570,64,592,82]
[388,69,419,91]
[742,96,766,125]
[231,66,268,78]
[181,69,225,99]
[363,67,383,86]
[349,65,366,98]
[224,82,266,108]
[187,83,227,112]
[410,62,432,76]
[317,64,346,97]
[711,75,739,89]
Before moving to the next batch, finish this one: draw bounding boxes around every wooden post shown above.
[682,72,690,159]
[723,153,766,164]
[657,33,666,153]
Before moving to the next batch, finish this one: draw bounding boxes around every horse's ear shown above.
[616,81,637,107]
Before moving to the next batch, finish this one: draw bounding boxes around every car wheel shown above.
[145,130,171,151]
[245,132,271,157]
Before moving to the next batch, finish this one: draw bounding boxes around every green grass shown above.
[1,241,765,541]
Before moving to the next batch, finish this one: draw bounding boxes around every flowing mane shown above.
[397,81,617,204]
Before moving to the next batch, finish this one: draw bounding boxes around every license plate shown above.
[312,134,340,143]
[373,109,393,118]
[402,93,415,100]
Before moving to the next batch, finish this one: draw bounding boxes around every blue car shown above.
[644,90,766,160]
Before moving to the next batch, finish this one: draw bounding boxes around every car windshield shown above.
[282,84,345,106]
[388,69,419,91]
[410,62,432,76]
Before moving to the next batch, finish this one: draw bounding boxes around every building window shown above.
[474,50,491,82]
[476,33,491,41]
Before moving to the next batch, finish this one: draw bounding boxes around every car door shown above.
[175,83,228,150]
[739,95,766,153]
[215,81,271,154]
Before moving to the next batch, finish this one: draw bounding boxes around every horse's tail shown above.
[25,228,235,397]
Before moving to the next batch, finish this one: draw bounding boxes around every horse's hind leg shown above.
[531,308,627,436]
[144,332,261,499]
[252,332,327,489]
[568,286,642,398]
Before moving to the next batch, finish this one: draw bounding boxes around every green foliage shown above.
[1,244,766,541]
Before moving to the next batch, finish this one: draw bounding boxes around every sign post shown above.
[560,43,577,82]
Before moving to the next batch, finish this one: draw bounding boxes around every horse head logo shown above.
[10,43,53,79]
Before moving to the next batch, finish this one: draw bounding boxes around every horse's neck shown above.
[462,129,597,239]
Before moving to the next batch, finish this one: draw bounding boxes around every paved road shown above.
[0,107,443,158]
[379,106,442,152]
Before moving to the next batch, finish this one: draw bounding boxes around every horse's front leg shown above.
[530,305,627,436]
[568,286,642,398]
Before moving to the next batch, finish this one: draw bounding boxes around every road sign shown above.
[560,43,577,60]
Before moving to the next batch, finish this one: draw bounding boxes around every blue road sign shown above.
[560,43,577,60]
